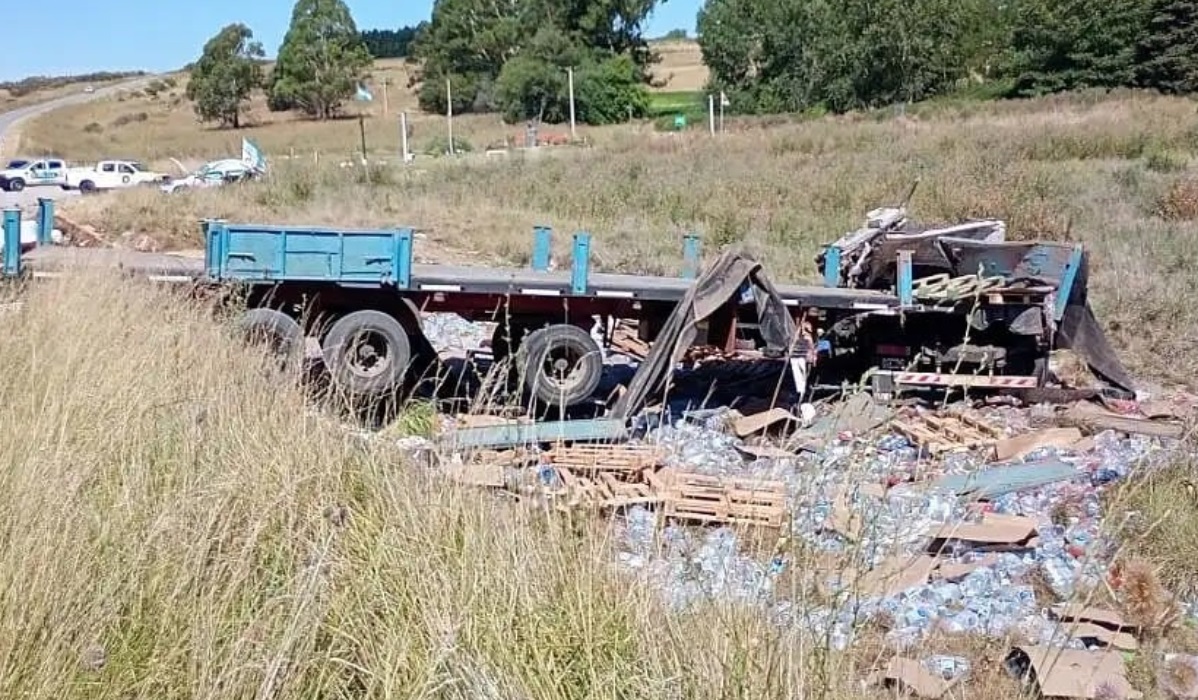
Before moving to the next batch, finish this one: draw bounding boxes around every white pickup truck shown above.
[0,157,69,192]
[65,159,171,192]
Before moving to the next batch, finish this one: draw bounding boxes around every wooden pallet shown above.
[552,467,662,510]
[546,443,665,472]
[658,471,788,528]
[892,411,1001,454]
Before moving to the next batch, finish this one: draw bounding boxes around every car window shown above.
[30,161,46,170]
[5,159,29,169]
[46,160,64,169]
[119,164,135,174]
[129,162,146,171]
[101,163,116,173]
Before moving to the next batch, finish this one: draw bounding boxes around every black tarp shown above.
[611,249,797,420]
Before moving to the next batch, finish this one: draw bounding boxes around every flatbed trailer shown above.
[6,206,1108,411]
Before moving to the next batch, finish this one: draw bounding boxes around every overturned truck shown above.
[2,201,1134,425]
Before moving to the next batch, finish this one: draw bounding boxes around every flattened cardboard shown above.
[1006,645,1141,699]
[857,554,940,598]
[874,657,962,699]
[733,407,797,437]
[932,553,1001,582]
[926,513,1038,545]
[1050,604,1134,631]
[1061,622,1138,652]
[992,427,1083,462]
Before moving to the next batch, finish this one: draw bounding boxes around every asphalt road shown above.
[1,78,153,211]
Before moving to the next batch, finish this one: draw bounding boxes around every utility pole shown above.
[708,94,715,135]
[446,77,455,156]
[567,67,576,141]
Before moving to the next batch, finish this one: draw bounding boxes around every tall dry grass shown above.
[0,272,889,699]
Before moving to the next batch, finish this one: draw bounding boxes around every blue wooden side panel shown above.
[210,224,405,284]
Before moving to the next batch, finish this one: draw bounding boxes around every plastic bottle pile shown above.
[615,407,1189,651]
[420,313,493,356]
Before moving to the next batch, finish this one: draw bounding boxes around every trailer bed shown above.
[20,245,901,310]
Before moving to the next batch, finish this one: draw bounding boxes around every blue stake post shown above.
[531,225,552,271]
[897,250,914,307]
[36,197,54,246]
[3,207,22,278]
[571,231,591,294]
[822,246,841,287]
[681,232,701,279]
[394,227,414,289]
[1053,244,1084,323]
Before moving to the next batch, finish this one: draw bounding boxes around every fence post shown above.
[3,208,22,278]
[36,197,54,245]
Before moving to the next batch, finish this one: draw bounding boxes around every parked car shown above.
[0,157,68,192]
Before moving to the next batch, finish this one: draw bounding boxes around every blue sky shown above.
[1,0,702,82]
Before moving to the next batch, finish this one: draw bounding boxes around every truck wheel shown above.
[321,310,412,398]
[79,180,96,193]
[516,323,603,408]
[238,308,304,370]
[7,179,24,192]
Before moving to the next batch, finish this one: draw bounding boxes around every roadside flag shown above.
[355,83,374,102]
[720,91,730,107]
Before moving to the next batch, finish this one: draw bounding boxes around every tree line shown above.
[360,25,425,59]
[697,0,1198,114]
[187,2,424,127]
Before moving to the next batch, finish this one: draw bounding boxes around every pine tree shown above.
[1137,0,1198,93]
[269,0,373,120]
[185,24,263,129]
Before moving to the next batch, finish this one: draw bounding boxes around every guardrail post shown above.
[36,197,54,246]
[1053,244,1084,323]
[822,246,841,287]
[897,249,914,307]
[571,231,591,295]
[681,232,701,279]
[395,227,414,289]
[531,225,552,271]
[3,207,21,278]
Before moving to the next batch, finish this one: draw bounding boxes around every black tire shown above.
[238,308,304,369]
[516,323,603,407]
[321,310,412,397]
[7,178,24,192]
[79,180,96,193]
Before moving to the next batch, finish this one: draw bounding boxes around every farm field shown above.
[7,37,1198,700]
